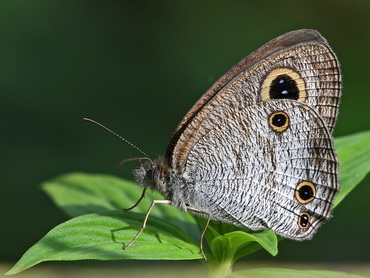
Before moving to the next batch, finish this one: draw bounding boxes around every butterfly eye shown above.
[268,111,289,132]
[260,68,306,102]
[298,212,311,229]
[295,181,316,203]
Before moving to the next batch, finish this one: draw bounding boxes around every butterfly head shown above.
[133,158,172,198]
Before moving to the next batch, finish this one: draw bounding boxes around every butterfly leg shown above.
[187,206,211,262]
[123,188,147,211]
[124,199,172,249]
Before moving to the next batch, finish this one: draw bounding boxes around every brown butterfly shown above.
[88,29,341,260]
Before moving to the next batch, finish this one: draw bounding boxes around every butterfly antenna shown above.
[83,118,152,163]
[116,157,151,168]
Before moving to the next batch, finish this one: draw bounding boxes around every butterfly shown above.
[93,29,341,260]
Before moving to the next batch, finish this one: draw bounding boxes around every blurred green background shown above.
[1,0,369,270]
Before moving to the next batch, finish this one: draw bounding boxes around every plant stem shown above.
[207,259,233,278]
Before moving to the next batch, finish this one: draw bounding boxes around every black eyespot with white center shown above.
[268,111,289,132]
[271,113,286,127]
[295,181,316,204]
[298,212,311,229]
[269,74,299,100]
[260,68,307,103]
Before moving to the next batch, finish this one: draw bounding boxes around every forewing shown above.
[167,29,341,170]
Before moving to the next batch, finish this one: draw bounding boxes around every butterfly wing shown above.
[165,29,341,240]
[166,29,341,170]
[177,99,338,239]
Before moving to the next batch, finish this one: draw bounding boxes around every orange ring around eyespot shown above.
[268,111,289,132]
[295,181,316,204]
[298,212,311,229]
[260,67,306,102]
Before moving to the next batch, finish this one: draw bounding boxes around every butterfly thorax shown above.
[133,158,173,199]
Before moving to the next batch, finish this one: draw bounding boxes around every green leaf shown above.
[11,130,370,275]
[41,172,165,215]
[228,268,365,278]
[41,173,129,216]
[210,229,278,263]
[6,210,202,275]
[334,130,370,206]
[41,173,198,237]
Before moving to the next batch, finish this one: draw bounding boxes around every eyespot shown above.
[270,74,299,99]
[298,212,311,229]
[260,68,306,102]
[268,111,289,132]
[295,181,316,204]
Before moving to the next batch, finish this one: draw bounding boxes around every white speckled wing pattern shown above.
[180,100,338,239]
[163,29,341,240]
[168,32,341,170]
